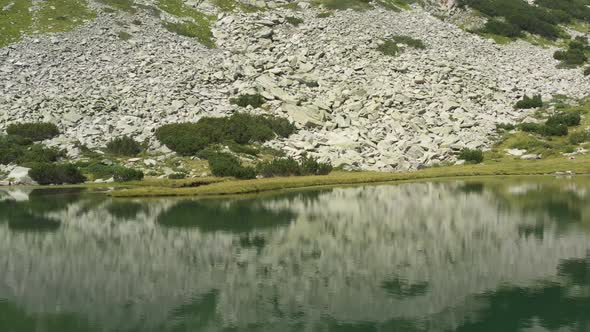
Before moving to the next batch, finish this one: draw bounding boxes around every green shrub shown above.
[208,153,256,179]
[459,0,562,39]
[28,163,86,185]
[299,155,333,175]
[285,16,304,26]
[256,157,301,177]
[584,67,590,76]
[0,136,63,165]
[519,121,568,136]
[256,156,333,177]
[569,131,590,144]
[377,35,425,56]
[6,122,60,141]
[156,113,296,155]
[458,148,484,164]
[391,35,426,49]
[546,111,581,127]
[156,122,219,156]
[113,167,144,182]
[496,123,516,131]
[105,136,142,156]
[168,172,187,179]
[542,122,568,136]
[519,122,544,134]
[20,145,65,164]
[555,39,589,67]
[230,94,266,108]
[515,95,543,109]
[482,19,523,38]
[81,162,143,181]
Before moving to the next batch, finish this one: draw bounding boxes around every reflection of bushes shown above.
[455,257,590,331]
[157,199,294,233]
[106,200,149,220]
[381,277,429,298]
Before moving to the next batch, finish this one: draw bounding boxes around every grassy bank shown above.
[109,155,590,197]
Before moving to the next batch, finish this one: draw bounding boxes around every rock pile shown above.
[1,0,589,171]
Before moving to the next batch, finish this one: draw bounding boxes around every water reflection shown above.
[0,178,589,332]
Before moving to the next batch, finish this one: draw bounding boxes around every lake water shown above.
[0,177,589,332]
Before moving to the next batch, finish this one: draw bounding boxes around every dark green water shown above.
[0,178,589,332]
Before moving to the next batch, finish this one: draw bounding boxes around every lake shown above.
[0,177,589,332]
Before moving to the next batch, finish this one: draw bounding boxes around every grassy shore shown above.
[108,154,590,197]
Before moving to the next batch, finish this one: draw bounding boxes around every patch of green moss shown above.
[96,0,137,13]
[158,0,215,47]
[36,0,95,33]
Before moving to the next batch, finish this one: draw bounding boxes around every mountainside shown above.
[1,0,589,173]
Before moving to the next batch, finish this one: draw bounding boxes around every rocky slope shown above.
[1,0,589,171]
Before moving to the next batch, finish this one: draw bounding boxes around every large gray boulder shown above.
[0,166,38,186]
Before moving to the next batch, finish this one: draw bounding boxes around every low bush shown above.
[0,136,64,165]
[482,19,523,38]
[555,38,589,67]
[377,35,425,57]
[256,156,333,177]
[20,145,65,164]
[168,172,187,180]
[458,149,483,164]
[569,131,590,144]
[496,123,516,131]
[584,67,590,76]
[156,113,296,155]
[105,136,142,156]
[285,16,304,26]
[519,122,568,136]
[459,0,562,39]
[256,157,301,177]
[6,122,60,141]
[230,94,266,108]
[81,162,144,181]
[28,163,86,185]
[113,167,144,182]
[208,153,256,179]
[546,111,581,127]
[515,95,543,109]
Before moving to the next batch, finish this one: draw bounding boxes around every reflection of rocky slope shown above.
[2,2,589,170]
[0,181,589,331]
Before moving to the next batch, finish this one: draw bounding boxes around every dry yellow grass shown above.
[110,154,590,197]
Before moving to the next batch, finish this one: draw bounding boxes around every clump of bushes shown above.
[519,111,580,137]
[519,122,568,136]
[0,135,64,165]
[80,162,144,182]
[105,136,143,156]
[459,0,563,39]
[28,163,86,185]
[377,35,425,56]
[554,38,589,67]
[113,167,144,182]
[481,19,523,38]
[458,148,484,164]
[208,153,256,179]
[285,16,304,26]
[155,113,296,156]
[496,123,516,131]
[584,66,590,76]
[569,130,590,144]
[168,172,187,180]
[515,95,543,109]
[230,94,266,108]
[256,156,333,177]
[6,122,60,141]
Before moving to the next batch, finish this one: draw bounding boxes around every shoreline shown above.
[3,156,587,198]
[107,156,589,197]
